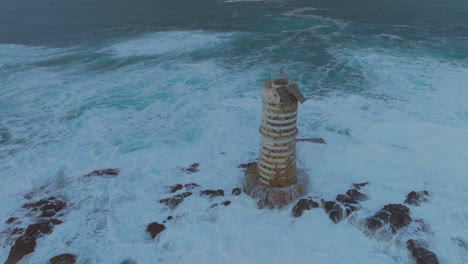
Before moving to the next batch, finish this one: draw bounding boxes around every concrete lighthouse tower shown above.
[243,69,308,207]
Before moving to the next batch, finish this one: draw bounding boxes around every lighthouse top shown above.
[265,69,307,106]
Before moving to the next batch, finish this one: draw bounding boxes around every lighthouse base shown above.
[243,162,308,208]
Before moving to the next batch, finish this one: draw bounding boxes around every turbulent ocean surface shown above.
[1,0,467,263]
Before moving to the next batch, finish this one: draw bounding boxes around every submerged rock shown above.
[184,183,200,190]
[352,182,369,190]
[406,239,439,264]
[169,184,183,193]
[49,253,77,264]
[182,163,199,173]
[346,189,368,202]
[200,189,224,198]
[365,204,411,232]
[222,201,231,206]
[5,217,16,224]
[336,194,359,205]
[231,188,241,196]
[296,138,326,144]
[404,191,429,206]
[120,260,137,264]
[147,222,165,239]
[23,197,66,218]
[292,198,319,217]
[159,192,192,209]
[84,168,120,178]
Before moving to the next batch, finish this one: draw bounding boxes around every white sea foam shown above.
[0,31,467,264]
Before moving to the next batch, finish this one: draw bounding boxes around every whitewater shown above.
[1,1,467,264]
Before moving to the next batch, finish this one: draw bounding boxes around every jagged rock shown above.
[352,182,369,190]
[407,240,439,264]
[336,194,359,205]
[184,183,200,189]
[23,197,66,218]
[49,253,77,264]
[6,220,62,264]
[329,203,345,223]
[296,138,326,144]
[169,184,183,193]
[346,189,368,201]
[146,222,165,239]
[6,217,16,224]
[404,191,429,206]
[222,201,231,206]
[292,198,319,217]
[365,204,411,232]
[159,192,192,209]
[84,168,120,178]
[231,188,241,196]
[200,189,224,198]
[11,228,24,235]
[238,162,256,169]
[182,163,199,173]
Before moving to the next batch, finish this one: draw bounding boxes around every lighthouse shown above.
[243,69,308,207]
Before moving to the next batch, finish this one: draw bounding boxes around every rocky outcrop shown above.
[291,198,319,217]
[49,253,77,264]
[346,189,368,202]
[182,163,199,173]
[404,191,429,206]
[296,138,326,144]
[147,222,165,239]
[22,197,67,218]
[84,168,120,178]
[159,192,192,209]
[406,239,439,264]
[365,204,412,233]
[200,189,224,198]
[6,219,63,264]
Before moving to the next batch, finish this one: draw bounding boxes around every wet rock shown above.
[328,203,345,223]
[296,138,326,144]
[404,191,429,206]
[352,182,369,190]
[147,222,165,239]
[323,201,337,213]
[336,194,358,205]
[292,198,319,217]
[453,237,468,250]
[238,162,256,169]
[120,260,137,264]
[84,168,120,178]
[10,228,24,235]
[169,184,183,193]
[231,188,241,196]
[159,192,192,209]
[200,189,224,198]
[406,240,439,264]
[222,201,231,206]
[365,204,411,232]
[210,203,218,208]
[184,183,200,190]
[6,217,16,224]
[6,220,62,264]
[49,253,77,264]
[182,163,199,173]
[346,189,368,202]
[413,219,432,233]
[163,216,173,224]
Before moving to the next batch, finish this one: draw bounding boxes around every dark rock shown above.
[166,216,173,221]
[147,222,165,239]
[6,220,62,264]
[210,203,218,208]
[365,204,411,232]
[222,201,231,206]
[40,210,56,218]
[323,201,336,213]
[49,253,77,264]
[296,138,326,144]
[413,219,432,233]
[328,204,344,224]
[84,168,120,178]
[231,188,241,196]
[352,182,369,190]
[200,189,224,198]
[346,189,368,201]
[182,163,199,173]
[41,199,66,212]
[292,199,319,217]
[23,199,50,210]
[159,192,192,209]
[120,260,137,264]
[404,191,429,206]
[336,194,358,204]
[6,217,16,224]
[238,162,256,169]
[184,183,200,190]
[169,184,183,193]
[407,240,439,264]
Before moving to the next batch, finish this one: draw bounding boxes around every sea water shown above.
[0,0,467,263]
